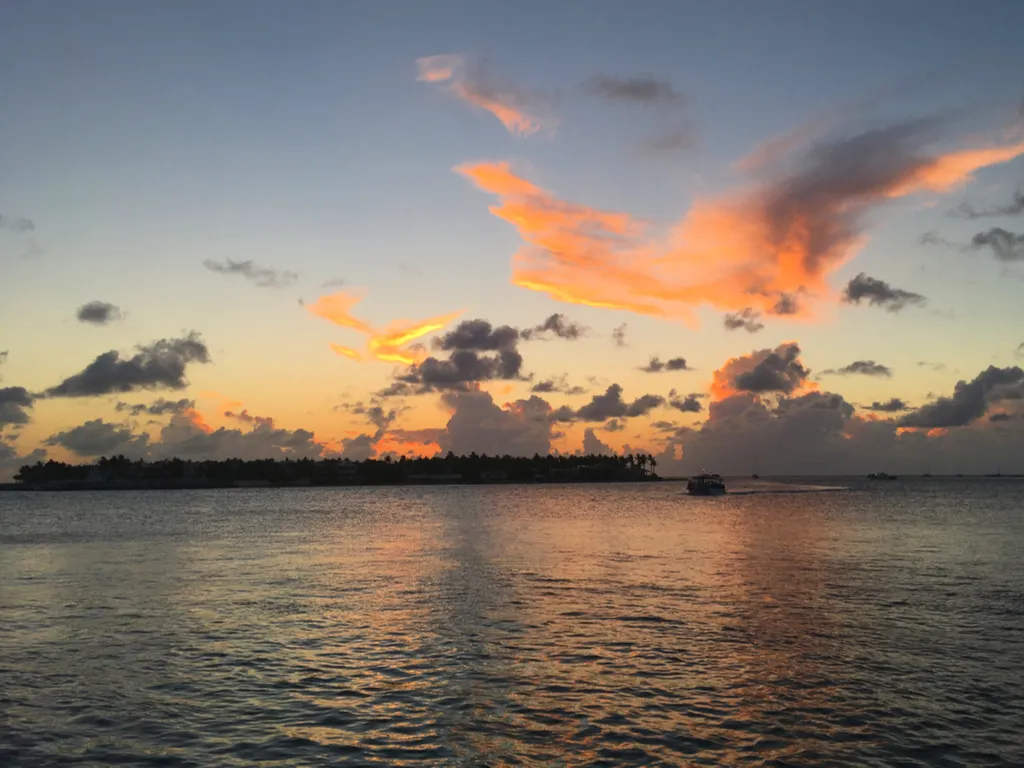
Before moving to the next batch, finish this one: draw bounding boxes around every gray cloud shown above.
[585,74,683,105]
[899,366,1024,429]
[321,278,346,288]
[821,360,892,378]
[643,129,696,153]
[531,375,586,395]
[0,214,34,233]
[438,390,555,457]
[651,386,1024,477]
[604,419,625,432]
[582,427,612,455]
[773,294,800,315]
[203,259,298,288]
[575,384,664,422]
[865,398,910,412]
[224,409,274,426]
[45,332,210,398]
[612,324,628,347]
[115,398,194,417]
[0,441,46,480]
[520,313,587,340]
[918,231,956,247]
[641,356,689,373]
[45,419,150,458]
[0,387,35,428]
[728,343,810,395]
[401,349,523,392]
[76,301,123,325]
[335,404,399,461]
[399,315,584,394]
[435,319,521,351]
[741,117,952,284]
[153,413,326,461]
[951,191,1024,219]
[669,393,703,413]
[989,413,1013,423]
[724,308,764,333]
[843,273,926,312]
[970,227,1024,261]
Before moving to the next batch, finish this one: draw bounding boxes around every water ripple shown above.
[2,482,1024,765]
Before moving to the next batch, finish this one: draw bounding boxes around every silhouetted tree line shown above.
[11,452,660,490]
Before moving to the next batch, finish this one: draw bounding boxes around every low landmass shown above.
[3,452,661,491]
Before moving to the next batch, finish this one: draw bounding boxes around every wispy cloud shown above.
[203,259,298,288]
[640,357,689,373]
[417,54,555,137]
[970,227,1024,261]
[457,122,1024,323]
[865,398,910,412]
[723,308,764,333]
[520,313,587,340]
[950,190,1024,219]
[307,290,462,365]
[821,360,893,377]
[584,74,683,106]
[115,398,194,417]
[0,214,34,233]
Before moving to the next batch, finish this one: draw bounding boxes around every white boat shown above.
[687,473,726,496]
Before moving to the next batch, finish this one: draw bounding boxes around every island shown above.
[3,452,661,491]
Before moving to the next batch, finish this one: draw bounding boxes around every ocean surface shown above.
[2,478,1023,767]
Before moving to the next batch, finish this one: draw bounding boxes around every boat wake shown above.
[724,484,849,496]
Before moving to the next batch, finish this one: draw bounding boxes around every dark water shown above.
[2,479,1023,767]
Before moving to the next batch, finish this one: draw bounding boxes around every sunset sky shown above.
[3,1,1024,478]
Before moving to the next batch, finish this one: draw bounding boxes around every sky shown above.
[3,0,1024,479]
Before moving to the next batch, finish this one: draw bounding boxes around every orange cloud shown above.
[886,140,1024,197]
[458,129,1024,323]
[182,407,213,435]
[709,342,813,401]
[306,292,375,335]
[330,344,362,361]
[308,290,462,364]
[416,54,554,137]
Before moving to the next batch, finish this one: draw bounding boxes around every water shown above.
[2,479,1023,766]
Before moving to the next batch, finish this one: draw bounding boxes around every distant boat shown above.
[687,473,726,496]
[867,472,898,480]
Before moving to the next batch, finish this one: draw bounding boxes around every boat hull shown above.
[687,485,726,496]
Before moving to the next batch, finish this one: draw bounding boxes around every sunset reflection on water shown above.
[2,482,1023,765]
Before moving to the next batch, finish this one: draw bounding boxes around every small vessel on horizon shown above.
[867,472,898,480]
[687,473,726,496]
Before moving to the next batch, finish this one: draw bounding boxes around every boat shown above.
[867,472,897,480]
[687,473,726,495]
